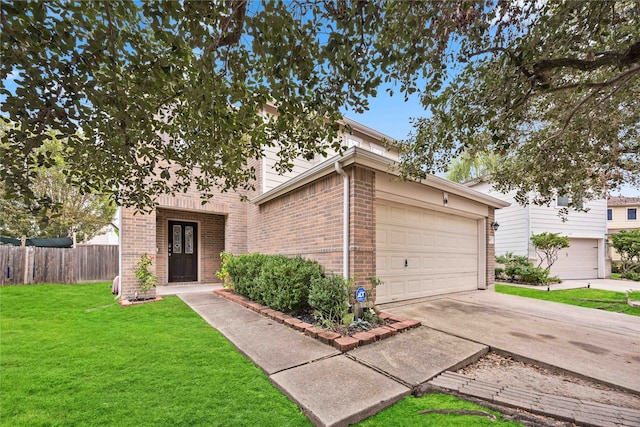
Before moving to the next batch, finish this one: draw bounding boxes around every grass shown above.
[1,283,523,426]
[356,394,521,426]
[611,273,622,279]
[495,284,640,316]
[0,283,311,426]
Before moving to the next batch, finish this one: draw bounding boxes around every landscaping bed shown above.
[214,288,421,352]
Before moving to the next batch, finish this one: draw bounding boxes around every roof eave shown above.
[252,147,510,209]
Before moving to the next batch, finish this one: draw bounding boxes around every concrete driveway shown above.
[381,288,640,394]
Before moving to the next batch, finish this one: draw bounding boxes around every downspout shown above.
[335,162,349,280]
[117,206,122,299]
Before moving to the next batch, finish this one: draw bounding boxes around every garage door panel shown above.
[376,200,480,303]
[549,238,598,280]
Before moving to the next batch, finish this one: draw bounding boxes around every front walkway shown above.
[178,289,640,426]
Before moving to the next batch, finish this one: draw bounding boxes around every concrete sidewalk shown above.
[178,292,487,427]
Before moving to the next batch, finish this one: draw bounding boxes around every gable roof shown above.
[252,147,510,209]
[608,196,640,207]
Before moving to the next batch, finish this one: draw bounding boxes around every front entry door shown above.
[168,221,198,282]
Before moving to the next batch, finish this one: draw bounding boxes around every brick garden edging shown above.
[213,288,421,352]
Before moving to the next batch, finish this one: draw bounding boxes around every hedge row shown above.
[221,253,349,321]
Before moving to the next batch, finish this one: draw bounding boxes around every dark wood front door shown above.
[168,221,198,282]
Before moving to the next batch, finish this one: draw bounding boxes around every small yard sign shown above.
[355,286,367,303]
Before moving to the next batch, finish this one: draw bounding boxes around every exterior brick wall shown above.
[248,172,345,274]
[120,209,157,299]
[248,165,378,304]
[155,208,225,286]
[486,207,496,288]
[120,161,257,298]
[349,166,376,302]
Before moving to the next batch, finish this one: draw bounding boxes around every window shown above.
[556,195,569,207]
[607,209,612,221]
[347,137,361,148]
[628,208,638,221]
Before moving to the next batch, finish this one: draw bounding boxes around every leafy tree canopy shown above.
[0,122,116,241]
[2,1,638,211]
[397,0,639,208]
[445,148,499,183]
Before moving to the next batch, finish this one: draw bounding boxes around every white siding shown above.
[529,198,607,244]
[262,144,335,192]
[471,183,529,257]
[262,132,399,193]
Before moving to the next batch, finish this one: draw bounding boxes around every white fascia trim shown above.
[251,147,510,209]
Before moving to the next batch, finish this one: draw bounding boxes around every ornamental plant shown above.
[134,254,158,293]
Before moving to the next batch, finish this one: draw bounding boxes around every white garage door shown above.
[549,238,599,280]
[376,200,480,303]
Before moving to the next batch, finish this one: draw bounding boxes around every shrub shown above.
[308,274,349,326]
[611,261,622,274]
[257,256,324,313]
[225,253,270,302]
[494,267,505,279]
[518,265,551,284]
[215,251,234,286]
[622,271,640,282]
[134,254,158,293]
[495,252,554,284]
[610,230,640,274]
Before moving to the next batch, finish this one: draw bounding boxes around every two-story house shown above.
[119,114,509,304]
[607,196,640,261]
[469,181,607,280]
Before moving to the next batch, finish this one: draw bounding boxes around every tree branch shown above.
[544,65,638,143]
[533,40,640,74]
[215,0,247,49]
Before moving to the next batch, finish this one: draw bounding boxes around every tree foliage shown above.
[610,229,640,274]
[2,1,638,211]
[396,0,639,207]
[0,124,116,241]
[445,149,499,183]
[530,232,570,271]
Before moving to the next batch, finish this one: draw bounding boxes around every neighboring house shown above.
[83,208,120,246]
[607,196,640,261]
[469,181,607,280]
[120,115,509,304]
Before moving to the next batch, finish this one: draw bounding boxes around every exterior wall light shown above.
[490,221,500,232]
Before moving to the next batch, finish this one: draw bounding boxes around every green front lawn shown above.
[495,284,640,316]
[1,283,311,426]
[356,394,521,426]
[1,283,521,426]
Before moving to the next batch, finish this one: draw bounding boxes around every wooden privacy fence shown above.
[0,245,118,285]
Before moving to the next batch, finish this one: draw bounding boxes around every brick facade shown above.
[120,151,500,304]
[120,164,254,298]
[247,172,345,274]
[348,166,376,301]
